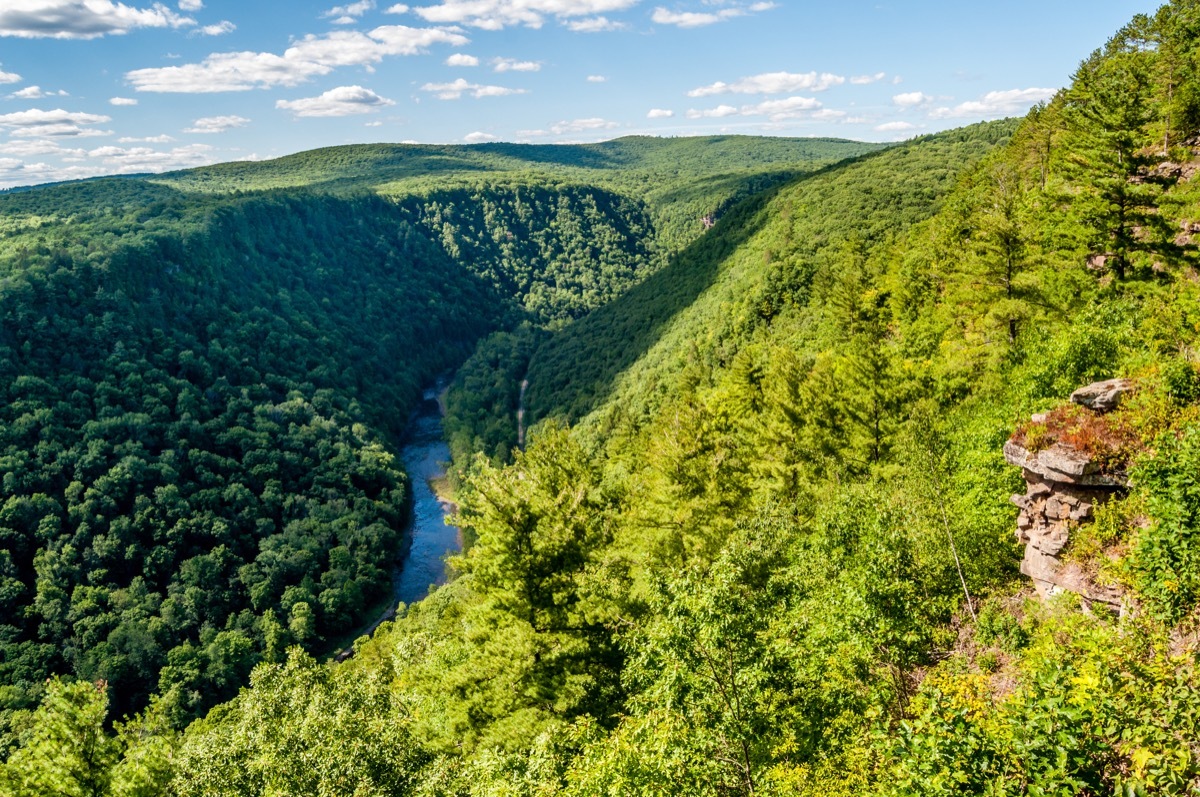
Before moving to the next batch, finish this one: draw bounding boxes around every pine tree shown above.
[1062,35,1159,280]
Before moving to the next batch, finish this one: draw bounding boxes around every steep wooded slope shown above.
[525,122,1017,433]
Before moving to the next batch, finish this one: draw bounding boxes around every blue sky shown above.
[0,0,1154,188]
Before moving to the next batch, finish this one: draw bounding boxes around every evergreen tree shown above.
[1062,34,1159,279]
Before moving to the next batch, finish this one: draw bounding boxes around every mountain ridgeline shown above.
[8,2,1200,795]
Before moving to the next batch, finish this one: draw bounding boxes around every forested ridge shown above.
[9,2,1200,795]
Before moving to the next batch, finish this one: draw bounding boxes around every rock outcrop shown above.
[1004,380,1135,609]
[1069,378,1134,413]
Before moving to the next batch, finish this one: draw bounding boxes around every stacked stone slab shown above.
[1003,379,1134,608]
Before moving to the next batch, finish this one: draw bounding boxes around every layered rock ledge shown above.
[1004,379,1135,608]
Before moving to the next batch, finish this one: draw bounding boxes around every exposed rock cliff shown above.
[1004,379,1137,608]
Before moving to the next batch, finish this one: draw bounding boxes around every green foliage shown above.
[4,133,848,726]
[1063,26,1164,279]
[453,425,613,634]
[172,649,427,797]
[0,192,508,725]
[974,599,1029,652]
[0,677,175,797]
[391,183,664,324]
[147,135,884,252]
[883,608,1200,796]
[1131,424,1200,621]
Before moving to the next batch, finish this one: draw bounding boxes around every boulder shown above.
[1070,378,1134,412]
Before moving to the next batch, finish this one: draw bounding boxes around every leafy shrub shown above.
[1130,425,1200,622]
[1161,359,1200,405]
[974,600,1028,652]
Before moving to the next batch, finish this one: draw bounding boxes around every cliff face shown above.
[1004,379,1135,609]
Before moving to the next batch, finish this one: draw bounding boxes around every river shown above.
[334,385,458,660]
[393,383,459,606]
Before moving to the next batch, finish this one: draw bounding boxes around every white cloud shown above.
[10,86,68,99]
[276,85,395,117]
[929,87,1058,119]
[324,0,374,21]
[87,142,218,172]
[464,130,496,142]
[196,20,234,35]
[652,7,731,26]
[0,160,85,189]
[0,138,84,156]
[421,77,526,99]
[811,108,846,120]
[686,104,738,118]
[493,57,540,72]
[384,3,409,11]
[875,120,915,132]
[0,1,194,39]
[685,95,822,122]
[109,96,138,105]
[688,71,843,98]
[651,3,771,28]
[0,108,111,137]
[11,125,111,138]
[178,0,203,10]
[516,117,619,137]
[119,134,174,142]
[849,72,886,85]
[748,95,821,119]
[647,108,673,118]
[128,53,324,93]
[364,120,383,126]
[566,16,624,31]
[287,26,467,67]
[126,25,469,92]
[413,0,639,30]
[893,91,931,107]
[0,69,21,84]
[586,75,605,83]
[550,116,617,134]
[446,52,478,66]
[183,114,250,133]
